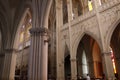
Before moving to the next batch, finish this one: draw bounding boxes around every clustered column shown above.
[28,0,52,80]
[67,0,78,80]
[29,27,49,80]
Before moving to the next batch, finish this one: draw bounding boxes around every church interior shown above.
[0,0,120,80]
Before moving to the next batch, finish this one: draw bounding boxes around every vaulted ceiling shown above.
[0,0,32,49]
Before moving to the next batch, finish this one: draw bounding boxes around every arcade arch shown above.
[76,34,103,79]
[110,23,120,79]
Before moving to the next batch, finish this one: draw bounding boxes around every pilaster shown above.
[101,52,115,80]
[2,48,17,80]
[70,58,77,80]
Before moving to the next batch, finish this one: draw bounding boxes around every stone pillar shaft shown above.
[102,52,115,79]
[56,0,64,80]
[29,27,49,80]
[71,58,77,80]
[28,0,52,80]
[1,49,17,80]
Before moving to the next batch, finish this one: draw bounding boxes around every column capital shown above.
[29,27,49,36]
[101,51,111,56]
[70,58,77,62]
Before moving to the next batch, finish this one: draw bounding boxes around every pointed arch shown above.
[73,31,102,58]
[106,18,120,50]
[13,8,32,49]
[64,44,70,58]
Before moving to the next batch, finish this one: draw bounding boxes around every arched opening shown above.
[64,44,71,80]
[76,34,103,79]
[72,0,93,19]
[14,9,32,80]
[64,55,71,80]
[62,0,68,24]
[110,23,120,79]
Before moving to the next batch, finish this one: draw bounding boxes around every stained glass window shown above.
[88,0,93,11]
[111,50,117,73]
[18,13,32,49]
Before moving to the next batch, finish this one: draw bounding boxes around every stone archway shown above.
[64,54,71,80]
[110,23,120,79]
[64,44,71,80]
[76,34,103,79]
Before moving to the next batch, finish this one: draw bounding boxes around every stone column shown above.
[70,58,77,80]
[29,27,49,80]
[1,49,17,80]
[56,0,64,80]
[102,52,115,79]
[67,1,78,80]
[28,0,52,80]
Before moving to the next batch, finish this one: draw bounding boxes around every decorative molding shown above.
[29,27,49,36]
[30,27,51,43]
[101,52,111,56]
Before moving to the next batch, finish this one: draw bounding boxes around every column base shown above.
[71,77,77,80]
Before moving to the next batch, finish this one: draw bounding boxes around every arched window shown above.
[82,51,88,75]
[72,0,93,19]
[111,49,117,74]
[18,13,32,50]
[88,0,93,11]
[63,0,68,24]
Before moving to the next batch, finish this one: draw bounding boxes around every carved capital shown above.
[30,27,51,43]
[101,52,111,56]
[29,27,49,36]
